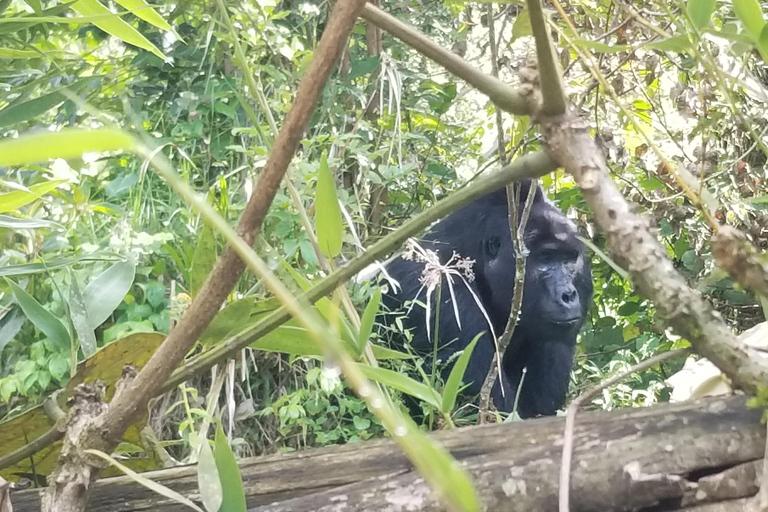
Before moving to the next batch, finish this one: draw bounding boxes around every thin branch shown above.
[360,3,534,116]
[527,0,566,115]
[559,349,690,512]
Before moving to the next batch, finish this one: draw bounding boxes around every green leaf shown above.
[0,77,98,128]
[189,224,216,297]
[511,9,531,42]
[0,48,45,59]
[0,2,75,35]
[213,424,246,512]
[0,180,68,213]
[733,0,766,40]
[315,153,343,258]
[0,254,118,277]
[83,254,137,330]
[357,363,441,409]
[111,0,172,32]
[646,35,693,53]
[48,352,70,381]
[687,0,716,29]
[68,271,97,357]
[757,23,768,62]
[348,56,380,79]
[371,345,412,360]
[6,279,70,350]
[0,215,63,230]
[199,298,254,346]
[356,289,381,356]
[0,128,136,167]
[197,438,223,512]
[70,0,165,59]
[0,309,26,354]
[441,333,482,414]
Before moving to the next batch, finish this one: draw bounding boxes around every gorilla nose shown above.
[561,288,577,304]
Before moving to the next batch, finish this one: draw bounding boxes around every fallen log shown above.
[11,396,764,511]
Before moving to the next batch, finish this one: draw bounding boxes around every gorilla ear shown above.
[483,236,502,259]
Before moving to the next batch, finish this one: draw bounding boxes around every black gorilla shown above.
[382,180,593,418]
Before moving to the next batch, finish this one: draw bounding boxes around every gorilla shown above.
[382,180,593,418]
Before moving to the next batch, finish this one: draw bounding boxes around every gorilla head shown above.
[382,180,593,418]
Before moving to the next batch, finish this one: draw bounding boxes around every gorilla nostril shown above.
[562,290,577,304]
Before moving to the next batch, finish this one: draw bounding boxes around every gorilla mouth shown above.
[548,318,581,326]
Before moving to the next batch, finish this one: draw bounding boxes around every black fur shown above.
[382,180,593,418]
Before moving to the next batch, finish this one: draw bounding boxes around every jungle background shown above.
[0,0,766,472]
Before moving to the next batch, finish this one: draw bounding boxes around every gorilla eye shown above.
[484,237,502,258]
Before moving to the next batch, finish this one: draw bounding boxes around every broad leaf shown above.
[0,215,63,230]
[0,128,136,167]
[199,298,254,346]
[6,278,70,350]
[112,0,172,32]
[0,77,98,128]
[0,180,67,213]
[687,0,716,30]
[83,254,137,330]
[0,308,26,354]
[70,0,164,58]
[213,424,246,512]
[733,0,766,41]
[197,438,223,512]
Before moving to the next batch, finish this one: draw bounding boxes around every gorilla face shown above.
[477,193,592,343]
[519,207,592,339]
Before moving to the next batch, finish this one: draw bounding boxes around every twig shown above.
[478,181,537,419]
[558,348,689,512]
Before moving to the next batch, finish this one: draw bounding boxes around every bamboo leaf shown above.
[112,0,172,32]
[356,289,381,356]
[441,333,482,413]
[85,449,205,512]
[70,0,165,58]
[315,153,343,258]
[0,180,67,213]
[0,77,98,128]
[0,128,136,167]
[357,363,442,409]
